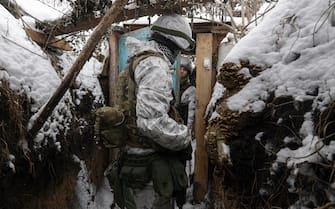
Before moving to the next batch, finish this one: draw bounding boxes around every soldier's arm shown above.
[134,56,191,151]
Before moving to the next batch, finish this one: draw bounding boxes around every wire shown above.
[34,0,69,15]
[0,35,48,59]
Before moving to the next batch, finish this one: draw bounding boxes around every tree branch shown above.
[43,0,215,36]
[27,0,129,139]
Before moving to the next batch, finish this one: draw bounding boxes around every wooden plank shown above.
[108,32,120,162]
[98,55,110,103]
[193,33,214,201]
[108,32,119,106]
[25,28,72,51]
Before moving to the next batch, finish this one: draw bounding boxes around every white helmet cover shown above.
[180,56,193,74]
[151,14,195,51]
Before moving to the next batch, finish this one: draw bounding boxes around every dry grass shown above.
[0,79,25,141]
[23,169,78,209]
[0,79,25,174]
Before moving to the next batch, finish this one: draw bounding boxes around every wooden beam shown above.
[98,55,110,103]
[27,0,129,140]
[124,23,233,34]
[193,33,214,202]
[108,32,121,162]
[47,7,166,36]
[25,28,72,51]
[45,0,215,36]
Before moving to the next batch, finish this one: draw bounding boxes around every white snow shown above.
[209,0,335,207]
[8,161,15,172]
[0,2,104,147]
[215,0,335,171]
[16,0,69,21]
[205,82,226,118]
[73,155,114,209]
[222,0,335,113]
[59,51,105,105]
[255,132,264,141]
[0,5,60,110]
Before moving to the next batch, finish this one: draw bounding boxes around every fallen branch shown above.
[27,0,129,140]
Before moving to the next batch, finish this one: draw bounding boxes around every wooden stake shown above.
[193,33,214,202]
[108,32,120,162]
[27,0,129,139]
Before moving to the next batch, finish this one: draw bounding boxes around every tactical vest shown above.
[116,50,165,149]
[95,50,182,149]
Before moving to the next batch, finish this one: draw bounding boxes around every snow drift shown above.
[206,1,335,208]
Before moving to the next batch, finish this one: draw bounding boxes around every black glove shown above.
[177,144,193,163]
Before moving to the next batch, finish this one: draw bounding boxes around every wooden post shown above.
[27,0,129,139]
[108,32,119,106]
[107,31,120,161]
[193,33,214,202]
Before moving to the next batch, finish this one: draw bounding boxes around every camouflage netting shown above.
[205,61,335,209]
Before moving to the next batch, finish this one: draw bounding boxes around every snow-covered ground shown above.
[16,0,71,21]
[224,1,335,113]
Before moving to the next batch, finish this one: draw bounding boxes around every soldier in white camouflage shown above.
[103,14,195,209]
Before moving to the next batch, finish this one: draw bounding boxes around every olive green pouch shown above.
[167,157,188,191]
[151,158,174,197]
[95,106,126,148]
[100,127,126,148]
[120,165,150,189]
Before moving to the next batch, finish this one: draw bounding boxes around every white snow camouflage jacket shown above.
[180,85,196,132]
[125,37,191,154]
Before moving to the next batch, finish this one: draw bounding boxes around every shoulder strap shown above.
[129,57,136,82]
[128,51,164,82]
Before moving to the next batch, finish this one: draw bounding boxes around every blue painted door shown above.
[117,27,180,95]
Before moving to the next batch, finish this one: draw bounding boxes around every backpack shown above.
[95,50,182,148]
